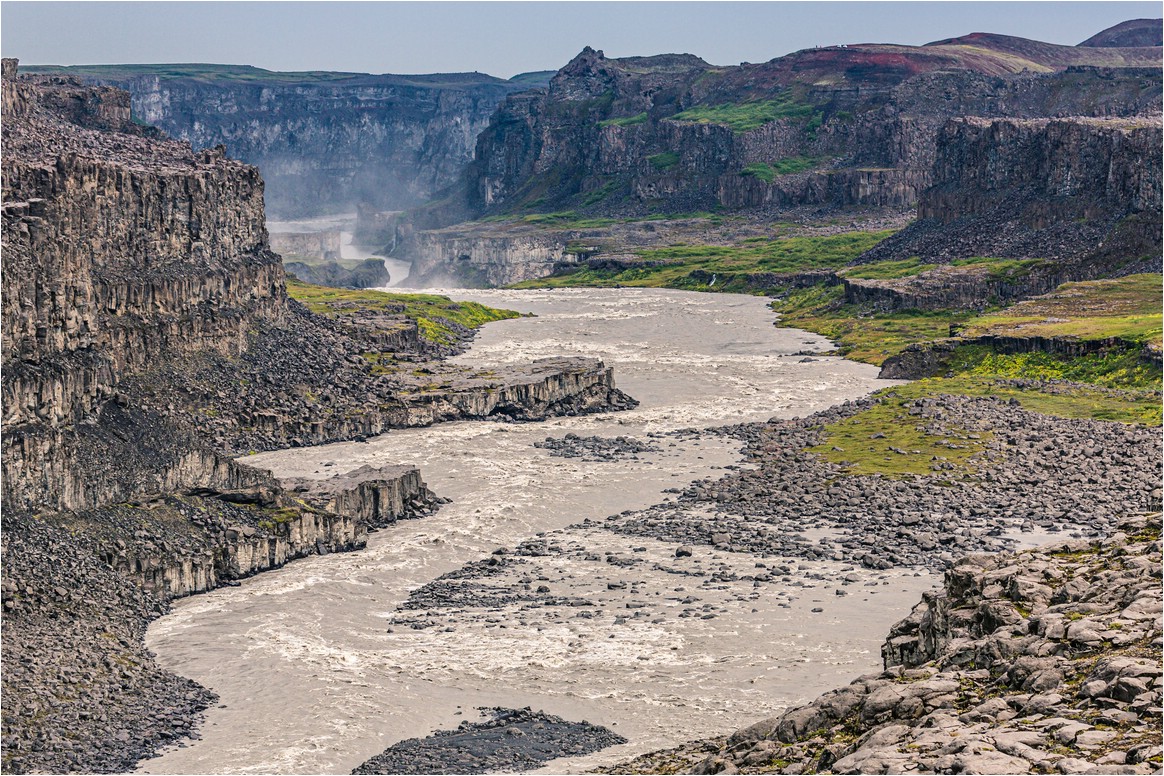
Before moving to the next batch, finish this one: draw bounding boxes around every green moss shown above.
[888,378,1161,427]
[949,255,1054,279]
[287,278,521,346]
[842,257,939,280]
[598,112,648,128]
[959,274,1163,348]
[669,93,816,133]
[772,284,969,365]
[807,394,989,478]
[740,162,775,183]
[946,346,1162,392]
[648,152,680,171]
[513,231,893,293]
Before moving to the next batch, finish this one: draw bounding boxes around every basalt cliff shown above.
[25,63,552,218]
[395,22,1161,289]
[461,30,1160,219]
[0,60,630,773]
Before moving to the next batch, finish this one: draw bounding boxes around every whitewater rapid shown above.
[141,288,932,775]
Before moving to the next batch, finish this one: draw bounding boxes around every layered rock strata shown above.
[857,116,1164,303]
[29,64,552,217]
[461,44,1159,221]
[0,61,633,774]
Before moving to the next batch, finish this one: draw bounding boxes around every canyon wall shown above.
[461,43,1160,221]
[858,116,1164,280]
[1,61,287,513]
[30,64,552,217]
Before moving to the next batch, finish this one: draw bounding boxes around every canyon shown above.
[2,14,1162,776]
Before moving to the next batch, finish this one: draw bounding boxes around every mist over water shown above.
[266,214,411,286]
[140,289,932,775]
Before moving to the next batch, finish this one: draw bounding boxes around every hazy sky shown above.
[2,2,1159,78]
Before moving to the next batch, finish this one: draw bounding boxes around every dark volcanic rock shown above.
[854,116,1163,308]
[351,707,627,775]
[535,432,660,462]
[26,64,552,218]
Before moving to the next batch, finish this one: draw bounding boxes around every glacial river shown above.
[141,289,933,775]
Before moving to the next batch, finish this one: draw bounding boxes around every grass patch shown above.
[738,156,833,183]
[287,278,520,346]
[842,257,939,280]
[669,93,816,133]
[890,377,1161,427]
[958,274,1163,347]
[772,284,969,365]
[648,152,680,171]
[949,255,1054,280]
[948,346,1161,389]
[740,162,776,183]
[512,231,893,293]
[598,112,648,128]
[807,394,988,478]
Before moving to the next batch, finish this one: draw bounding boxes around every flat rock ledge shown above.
[282,464,445,530]
[602,514,1163,775]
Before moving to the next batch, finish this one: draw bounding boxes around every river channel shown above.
[141,288,934,775]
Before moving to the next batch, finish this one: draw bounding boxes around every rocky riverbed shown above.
[606,513,1163,775]
[133,289,1161,775]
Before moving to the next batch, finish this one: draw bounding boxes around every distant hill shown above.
[1079,18,1163,47]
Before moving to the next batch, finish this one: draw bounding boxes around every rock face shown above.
[1,60,286,514]
[0,61,635,774]
[456,34,1159,221]
[858,116,1164,290]
[685,514,1163,776]
[27,64,552,217]
[284,258,391,289]
[284,464,443,530]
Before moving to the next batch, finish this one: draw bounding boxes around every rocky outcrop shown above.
[879,335,1162,379]
[684,514,1163,775]
[858,116,1164,284]
[455,35,1159,222]
[269,230,343,260]
[1,61,286,514]
[284,464,442,530]
[28,64,552,217]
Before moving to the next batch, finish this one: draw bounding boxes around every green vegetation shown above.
[841,257,939,280]
[740,162,777,183]
[958,274,1163,348]
[513,211,620,228]
[598,112,648,128]
[892,377,1161,427]
[669,93,816,133]
[947,347,1161,391]
[512,231,893,293]
[648,152,680,171]
[949,255,1054,280]
[739,156,832,183]
[580,180,621,207]
[287,278,521,346]
[808,394,988,478]
[772,284,968,365]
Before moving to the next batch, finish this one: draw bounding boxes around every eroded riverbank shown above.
[140,289,931,774]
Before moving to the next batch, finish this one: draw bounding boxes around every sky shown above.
[2,2,1159,78]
